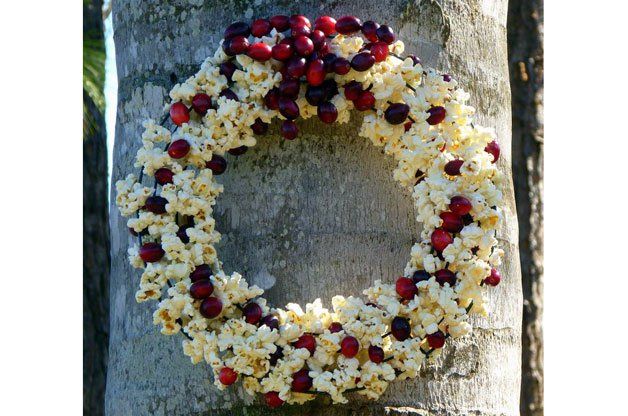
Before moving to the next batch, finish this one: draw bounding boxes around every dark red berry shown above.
[395,276,418,300]
[228,145,247,156]
[391,316,411,341]
[286,56,307,78]
[449,196,472,216]
[270,15,290,31]
[139,242,164,263]
[404,120,414,131]
[291,25,311,37]
[371,41,389,62]
[260,314,280,330]
[190,279,214,299]
[289,14,311,29]
[412,270,431,283]
[310,30,326,50]
[485,268,501,286]
[248,42,272,61]
[190,264,211,282]
[269,345,284,365]
[279,97,300,120]
[224,21,250,39]
[291,368,313,392]
[335,15,362,34]
[243,302,263,324]
[343,81,362,101]
[251,118,269,135]
[321,79,338,100]
[229,35,250,55]
[169,102,189,126]
[293,35,314,57]
[351,51,375,71]
[440,211,464,233]
[218,367,238,385]
[340,336,360,358]
[384,103,410,125]
[154,168,174,185]
[333,57,351,75]
[443,74,452,82]
[485,140,500,163]
[264,88,280,110]
[281,120,298,140]
[376,24,395,44]
[219,88,239,102]
[219,61,237,81]
[427,331,446,349]
[294,333,316,355]
[315,15,337,35]
[305,85,325,106]
[206,154,227,175]
[354,90,375,111]
[368,345,385,363]
[177,225,190,243]
[426,106,446,125]
[322,53,337,72]
[328,322,343,333]
[434,269,457,286]
[168,139,190,159]
[272,43,293,61]
[317,102,338,124]
[191,93,213,115]
[251,18,272,37]
[361,21,380,42]
[445,159,464,176]
[144,196,168,214]
[431,228,453,252]
[200,296,222,318]
[265,391,284,408]
[279,78,300,98]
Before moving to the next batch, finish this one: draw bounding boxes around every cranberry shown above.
[219,88,239,102]
[426,106,446,125]
[218,367,238,385]
[190,264,211,282]
[376,25,395,44]
[248,42,272,61]
[286,56,307,78]
[371,41,389,62]
[224,21,250,39]
[169,102,189,126]
[485,268,501,286]
[305,85,325,106]
[269,345,284,365]
[444,159,464,176]
[427,331,446,349]
[177,225,190,243]
[391,316,411,341]
[310,30,326,50]
[351,51,375,71]
[354,90,375,111]
[200,296,222,318]
[219,61,237,81]
[449,196,472,216]
[264,391,284,408]
[412,270,431,283]
[243,302,263,324]
[294,333,316,355]
[328,322,343,333]
[395,276,418,300]
[440,211,464,233]
[462,213,474,225]
[340,336,360,358]
[434,269,457,286]
[270,15,290,31]
[321,79,338,100]
[314,15,336,35]
[190,279,214,299]
[154,167,174,185]
[305,59,325,87]
[264,88,280,110]
[485,140,500,163]
[260,314,280,330]
[404,120,413,131]
[191,93,213,116]
[228,145,247,156]
[343,81,362,101]
[228,36,250,55]
[281,120,298,140]
[251,18,272,37]
[139,242,164,263]
[251,118,269,135]
[318,40,331,55]
[361,21,380,42]
[289,14,311,29]
[368,345,385,363]
[322,53,337,72]
[291,25,311,37]
[293,35,314,57]
[144,196,168,214]
[384,103,410,125]
[206,154,227,175]
[291,368,313,392]
[333,57,351,75]
[168,139,190,159]
[317,102,338,124]
[335,15,362,34]
[443,74,452,82]
[272,43,292,61]
[431,228,453,252]
[278,97,300,120]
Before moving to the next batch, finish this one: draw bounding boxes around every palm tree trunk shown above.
[106,1,522,414]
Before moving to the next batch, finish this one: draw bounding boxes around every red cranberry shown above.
[168,139,190,159]
[269,345,284,365]
[279,78,300,99]
[144,196,168,214]
[272,43,293,61]
[218,367,238,385]
[260,314,280,330]
[191,93,213,115]
[449,196,472,216]
[391,316,411,341]
[344,81,363,101]
[278,97,300,120]
[462,213,474,225]
[219,61,237,81]
[335,15,362,34]
[322,53,337,72]
[291,25,311,37]
[426,106,446,125]
[396,277,418,300]
[445,159,464,176]
[368,345,385,363]
[317,102,338,124]
[228,145,247,156]
[264,88,280,110]
[294,333,316,355]
[291,368,313,392]
[190,279,214,299]
[340,336,360,358]
[264,391,284,408]
[404,120,413,131]
[270,15,290,31]
[190,264,211,282]
[384,103,410,125]
[251,18,272,37]
[351,51,375,71]
[443,74,452,82]
[427,331,446,349]
[431,228,453,252]
[219,88,239,102]
[224,21,250,39]
[485,140,501,163]
[328,322,343,333]
[293,35,314,57]
[440,211,464,233]
[412,270,431,283]
[251,118,269,135]
[248,42,272,61]
[289,14,311,29]
[200,296,222,318]
[434,269,457,286]
[206,154,227,175]
[139,242,164,263]
[169,102,189,126]
[361,21,380,42]
[376,25,396,44]
[310,30,326,50]
[228,36,250,55]
[485,268,501,286]
[371,41,389,62]
[281,120,298,140]
[332,57,351,75]
[305,85,325,106]
[321,79,338,100]
[354,90,375,111]
[154,168,174,185]
[314,16,337,35]
[286,56,307,78]
[176,225,190,243]
[243,302,263,324]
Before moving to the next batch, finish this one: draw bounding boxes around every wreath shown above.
[115,14,504,409]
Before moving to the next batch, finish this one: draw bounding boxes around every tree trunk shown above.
[507,1,544,415]
[107,1,521,415]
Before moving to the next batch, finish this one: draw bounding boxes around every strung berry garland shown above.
[116,13,504,409]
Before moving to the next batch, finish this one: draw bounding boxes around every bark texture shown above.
[107,1,521,415]
[507,1,544,415]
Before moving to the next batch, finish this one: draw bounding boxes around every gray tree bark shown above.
[107,1,521,415]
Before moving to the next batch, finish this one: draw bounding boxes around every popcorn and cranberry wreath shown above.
[115,14,504,409]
